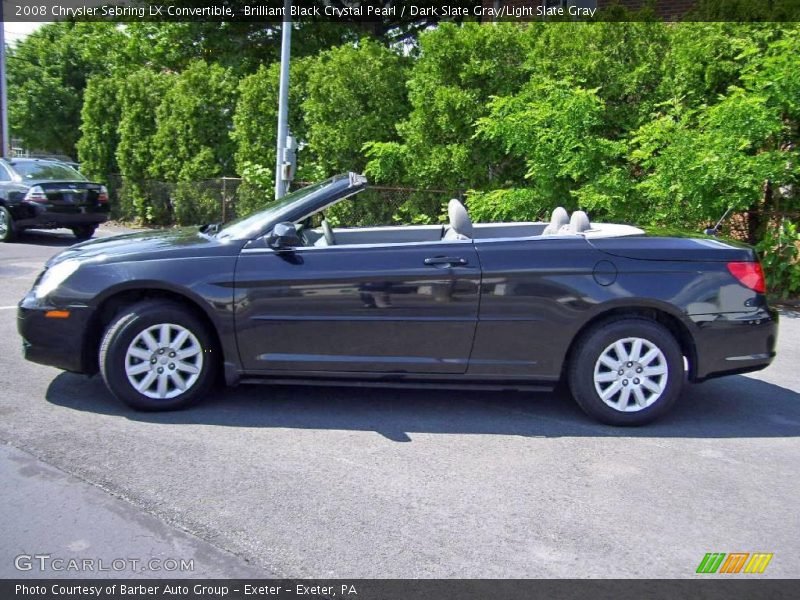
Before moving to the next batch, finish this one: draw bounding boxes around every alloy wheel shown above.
[593,337,668,412]
[124,323,204,400]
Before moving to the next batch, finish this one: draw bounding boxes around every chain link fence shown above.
[108,175,244,226]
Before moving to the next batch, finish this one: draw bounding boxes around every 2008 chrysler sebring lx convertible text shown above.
[18,173,777,425]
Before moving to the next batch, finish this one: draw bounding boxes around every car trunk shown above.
[588,236,756,263]
[38,182,104,210]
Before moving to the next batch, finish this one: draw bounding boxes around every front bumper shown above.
[691,308,778,381]
[17,293,93,374]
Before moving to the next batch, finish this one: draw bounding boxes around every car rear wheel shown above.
[568,318,684,425]
[71,224,97,241]
[0,206,17,242]
[99,300,217,410]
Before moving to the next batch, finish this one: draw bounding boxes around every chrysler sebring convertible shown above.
[18,173,777,425]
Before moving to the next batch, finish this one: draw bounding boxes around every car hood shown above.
[47,228,240,267]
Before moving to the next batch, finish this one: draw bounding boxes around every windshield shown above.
[216,176,344,240]
[11,161,87,181]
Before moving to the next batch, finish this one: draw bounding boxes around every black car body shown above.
[0,158,110,242]
[17,173,777,425]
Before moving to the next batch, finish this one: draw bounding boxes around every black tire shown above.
[99,300,218,410]
[567,318,684,426]
[0,206,17,242]
[71,224,97,241]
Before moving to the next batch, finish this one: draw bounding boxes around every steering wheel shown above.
[321,218,336,246]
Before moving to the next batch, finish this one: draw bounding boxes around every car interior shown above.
[293,196,633,248]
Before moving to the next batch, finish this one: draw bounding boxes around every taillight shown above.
[727,261,766,293]
[97,185,109,204]
[23,185,47,202]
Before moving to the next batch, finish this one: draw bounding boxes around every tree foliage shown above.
[150,60,238,182]
[232,40,409,213]
[231,58,314,214]
[6,22,126,155]
[123,20,353,75]
[148,61,239,225]
[77,76,122,182]
[474,78,626,220]
[366,22,534,191]
[303,39,409,178]
[631,23,800,239]
[116,69,173,223]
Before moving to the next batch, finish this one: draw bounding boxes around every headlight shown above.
[34,259,81,299]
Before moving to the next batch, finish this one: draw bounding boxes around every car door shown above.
[234,238,481,374]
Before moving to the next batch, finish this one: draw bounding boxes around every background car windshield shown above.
[217,176,342,240]
[12,161,87,181]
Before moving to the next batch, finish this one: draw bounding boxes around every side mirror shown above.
[266,222,302,249]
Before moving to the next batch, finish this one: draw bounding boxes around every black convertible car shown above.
[18,173,777,425]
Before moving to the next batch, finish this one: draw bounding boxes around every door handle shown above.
[424,256,468,267]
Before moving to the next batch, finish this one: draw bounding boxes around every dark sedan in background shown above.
[17,173,777,425]
[0,158,110,242]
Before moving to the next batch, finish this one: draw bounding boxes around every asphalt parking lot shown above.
[1,225,799,579]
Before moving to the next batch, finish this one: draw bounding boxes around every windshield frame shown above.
[216,173,367,241]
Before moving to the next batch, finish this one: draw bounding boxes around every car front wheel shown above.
[568,318,684,425]
[99,300,217,410]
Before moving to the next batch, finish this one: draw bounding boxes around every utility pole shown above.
[0,4,10,157]
[274,0,292,199]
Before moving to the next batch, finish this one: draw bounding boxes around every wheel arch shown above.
[83,284,226,377]
[561,302,699,382]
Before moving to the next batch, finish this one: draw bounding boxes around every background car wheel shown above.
[568,318,684,425]
[71,224,97,241]
[99,300,217,410]
[0,206,17,242]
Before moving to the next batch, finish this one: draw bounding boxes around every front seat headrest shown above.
[569,210,591,234]
[543,206,569,235]
[443,198,473,240]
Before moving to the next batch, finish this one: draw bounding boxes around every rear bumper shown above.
[691,309,778,381]
[11,201,109,229]
[17,293,93,374]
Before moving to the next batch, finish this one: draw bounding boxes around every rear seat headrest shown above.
[543,206,569,235]
[570,210,591,234]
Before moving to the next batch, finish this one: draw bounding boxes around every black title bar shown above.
[4,0,800,23]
